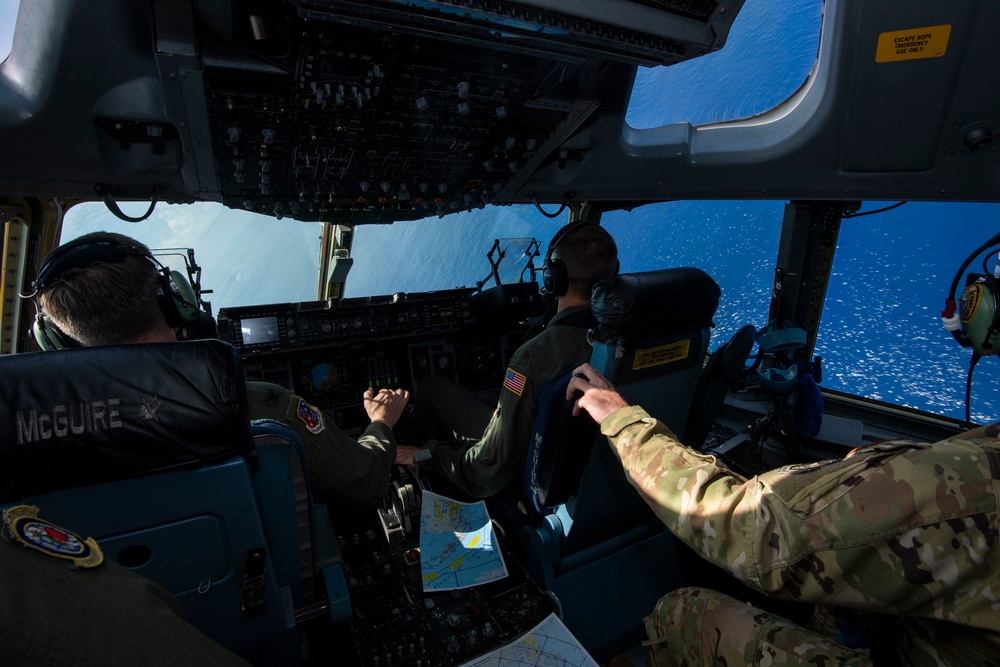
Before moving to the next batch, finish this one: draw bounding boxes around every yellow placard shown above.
[632,340,690,371]
[876,24,951,63]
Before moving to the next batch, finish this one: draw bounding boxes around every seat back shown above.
[509,268,719,657]
[521,368,599,521]
[0,340,251,501]
[0,341,307,664]
[589,267,721,434]
[682,324,757,449]
[248,418,351,623]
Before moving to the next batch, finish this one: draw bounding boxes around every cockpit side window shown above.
[0,0,19,65]
[820,201,1000,423]
[626,0,823,128]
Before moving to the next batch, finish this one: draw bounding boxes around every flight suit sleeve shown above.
[601,406,763,585]
[601,407,1000,622]
[426,363,537,499]
[246,382,397,506]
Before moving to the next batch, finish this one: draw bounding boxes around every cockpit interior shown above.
[1,0,999,665]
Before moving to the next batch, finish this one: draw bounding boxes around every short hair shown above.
[38,232,169,346]
[555,223,619,298]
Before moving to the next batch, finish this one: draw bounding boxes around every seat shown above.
[249,419,351,624]
[0,340,345,664]
[589,267,721,431]
[511,268,721,658]
[682,324,757,450]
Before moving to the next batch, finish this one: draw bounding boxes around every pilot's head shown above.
[36,232,177,346]
[542,221,619,304]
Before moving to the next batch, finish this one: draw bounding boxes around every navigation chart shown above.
[420,491,508,591]
[457,613,599,667]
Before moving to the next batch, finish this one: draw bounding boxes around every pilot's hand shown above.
[395,445,423,466]
[364,387,411,428]
[566,363,629,424]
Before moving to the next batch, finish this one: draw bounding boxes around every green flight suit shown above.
[420,305,594,498]
[601,406,1000,666]
[245,382,397,506]
[0,532,249,666]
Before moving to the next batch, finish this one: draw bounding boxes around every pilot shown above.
[2,506,249,666]
[34,232,410,507]
[565,363,1000,666]
[396,221,618,498]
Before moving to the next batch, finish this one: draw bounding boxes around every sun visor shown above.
[0,340,252,502]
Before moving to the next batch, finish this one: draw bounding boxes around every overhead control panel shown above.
[194,0,744,223]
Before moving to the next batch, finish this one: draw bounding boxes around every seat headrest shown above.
[0,340,252,502]
[591,267,721,341]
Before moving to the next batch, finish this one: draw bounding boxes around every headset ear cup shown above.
[33,312,76,351]
[547,257,569,297]
[154,269,218,340]
[168,270,200,324]
[156,272,185,328]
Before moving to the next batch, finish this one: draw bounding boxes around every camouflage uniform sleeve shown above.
[601,406,762,585]
[603,407,1000,635]
[427,364,537,499]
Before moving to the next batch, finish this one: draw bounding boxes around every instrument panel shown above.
[218,283,545,432]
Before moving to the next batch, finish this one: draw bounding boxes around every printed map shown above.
[420,491,508,591]
[457,613,599,667]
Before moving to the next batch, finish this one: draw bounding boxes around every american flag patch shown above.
[503,368,527,396]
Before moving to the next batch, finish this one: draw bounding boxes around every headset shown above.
[30,235,216,350]
[940,232,1000,423]
[942,232,1000,357]
[539,221,619,297]
[753,319,807,394]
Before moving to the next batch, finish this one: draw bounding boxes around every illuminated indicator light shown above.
[433,198,443,203]
[415,198,424,203]
[357,196,367,202]
[378,197,387,203]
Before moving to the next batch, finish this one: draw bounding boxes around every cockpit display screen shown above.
[240,316,279,345]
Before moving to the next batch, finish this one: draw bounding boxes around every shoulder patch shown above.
[2,505,103,568]
[503,367,527,396]
[296,399,326,434]
[264,387,282,407]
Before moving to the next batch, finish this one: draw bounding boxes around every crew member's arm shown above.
[246,382,409,506]
[569,364,1000,625]
[424,365,537,498]
[566,364,773,591]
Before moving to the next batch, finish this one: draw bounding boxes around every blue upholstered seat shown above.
[512,267,721,658]
[0,340,347,664]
